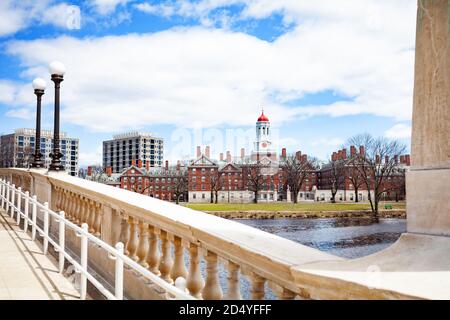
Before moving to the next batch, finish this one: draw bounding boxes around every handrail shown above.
[0,178,195,300]
[0,168,341,300]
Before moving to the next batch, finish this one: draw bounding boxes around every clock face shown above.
[261,142,268,148]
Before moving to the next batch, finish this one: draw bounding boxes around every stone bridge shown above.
[0,0,449,300]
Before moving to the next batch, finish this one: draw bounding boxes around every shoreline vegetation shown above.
[184,202,406,219]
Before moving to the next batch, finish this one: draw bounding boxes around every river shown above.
[238,217,406,259]
[206,217,407,299]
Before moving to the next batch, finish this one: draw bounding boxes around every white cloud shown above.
[79,145,103,166]
[310,137,344,148]
[0,1,82,36]
[2,1,417,133]
[90,0,132,15]
[40,3,81,30]
[385,123,411,139]
[5,108,32,120]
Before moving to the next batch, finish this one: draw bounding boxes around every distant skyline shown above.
[0,0,416,166]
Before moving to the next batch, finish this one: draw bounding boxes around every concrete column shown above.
[407,0,450,236]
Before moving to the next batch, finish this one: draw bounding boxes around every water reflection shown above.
[237,217,406,259]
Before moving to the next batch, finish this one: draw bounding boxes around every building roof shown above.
[257,111,269,122]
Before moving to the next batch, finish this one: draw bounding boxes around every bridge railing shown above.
[0,178,194,300]
[0,168,338,300]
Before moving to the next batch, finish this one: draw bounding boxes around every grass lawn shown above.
[184,202,406,212]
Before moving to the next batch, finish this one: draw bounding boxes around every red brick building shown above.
[118,160,188,202]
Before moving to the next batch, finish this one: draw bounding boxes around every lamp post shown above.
[48,61,66,172]
[31,78,46,168]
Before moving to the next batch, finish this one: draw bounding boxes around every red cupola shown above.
[257,110,269,122]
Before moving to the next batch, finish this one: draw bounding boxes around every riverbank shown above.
[186,202,405,212]
[204,209,406,219]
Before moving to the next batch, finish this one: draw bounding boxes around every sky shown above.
[0,0,417,167]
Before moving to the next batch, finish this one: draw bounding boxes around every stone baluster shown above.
[65,191,72,221]
[118,213,130,255]
[159,230,174,283]
[54,187,61,210]
[146,226,160,274]
[75,195,83,224]
[67,192,77,222]
[61,189,68,214]
[170,236,188,281]
[88,200,97,233]
[224,262,242,300]
[136,221,149,268]
[202,251,223,300]
[80,197,88,225]
[186,243,204,299]
[93,203,103,237]
[71,194,79,223]
[275,287,296,300]
[127,216,139,261]
[250,272,266,300]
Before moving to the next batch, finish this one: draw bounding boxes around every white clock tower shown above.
[252,109,277,161]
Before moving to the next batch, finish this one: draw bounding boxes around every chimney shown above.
[301,154,308,162]
[87,166,92,177]
[400,155,405,164]
[220,153,224,161]
[385,155,389,164]
[106,166,112,177]
[296,151,302,161]
[376,155,381,164]
[359,145,365,157]
[165,160,169,171]
[176,160,181,171]
[281,148,287,159]
[138,159,142,168]
[405,155,411,166]
[226,151,231,163]
[146,160,150,171]
[241,148,245,159]
[342,148,347,159]
[205,146,210,158]
[350,146,356,157]
[394,155,399,164]
[196,146,201,158]
[131,159,136,167]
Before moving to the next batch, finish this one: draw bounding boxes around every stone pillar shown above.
[407,0,450,236]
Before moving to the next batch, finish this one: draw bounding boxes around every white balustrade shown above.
[0,169,313,300]
[0,178,194,301]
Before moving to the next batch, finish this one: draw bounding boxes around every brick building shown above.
[118,160,188,202]
[317,147,410,202]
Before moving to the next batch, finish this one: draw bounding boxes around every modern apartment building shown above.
[102,131,164,173]
[0,128,79,176]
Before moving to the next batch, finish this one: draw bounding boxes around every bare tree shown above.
[346,162,365,202]
[130,176,151,195]
[244,161,265,204]
[328,158,346,203]
[346,133,407,217]
[173,173,188,205]
[283,155,318,204]
[209,171,223,204]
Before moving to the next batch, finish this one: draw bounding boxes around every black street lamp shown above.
[48,61,66,172]
[31,78,46,168]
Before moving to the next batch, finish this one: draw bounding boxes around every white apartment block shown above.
[103,131,164,174]
[0,128,79,176]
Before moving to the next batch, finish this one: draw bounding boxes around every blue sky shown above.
[0,0,417,166]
